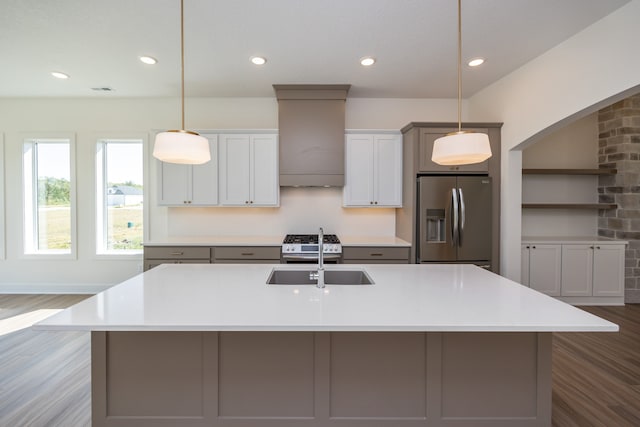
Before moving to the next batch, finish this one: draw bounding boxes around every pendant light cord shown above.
[180,0,186,130]
[457,0,462,133]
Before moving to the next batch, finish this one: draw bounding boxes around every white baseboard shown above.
[0,282,113,294]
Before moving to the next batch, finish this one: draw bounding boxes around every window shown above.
[23,138,75,255]
[96,140,144,254]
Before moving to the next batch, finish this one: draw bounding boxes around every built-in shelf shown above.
[522,168,617,175]
[522,203,617,209]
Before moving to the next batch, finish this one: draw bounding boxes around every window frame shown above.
[22,135,77,259]
[0,134,4,260]
[95,135,148,258]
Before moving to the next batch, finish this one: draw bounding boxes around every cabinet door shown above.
[528,244,561,296]
[250,135,279,206]
[419,128,489,173]
[344,135,374,206]
[374,135,402,207]
[592,244,625,297]
[158,161,190,205]
[561,245,593,297]
[220,135,251,205]
[190,135,219,205]
[521,245,530,286]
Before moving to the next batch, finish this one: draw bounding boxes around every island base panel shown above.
[92,331,551,427]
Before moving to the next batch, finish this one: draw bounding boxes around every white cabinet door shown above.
[250,135,279,206]
[527,244,562,296]
[561,245,593,296]
[344,135,374,206]
[220,134,279,206]
[158,161,190,205]
[593,244,625,297]
[344,134,401,207]
[157,135,218,206]
[190,135,218,205]
[220,135,251,205]
[374,135,402,207]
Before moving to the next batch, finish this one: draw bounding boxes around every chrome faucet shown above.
[315,227,325,288]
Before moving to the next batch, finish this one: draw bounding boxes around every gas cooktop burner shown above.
[283,234,341,245]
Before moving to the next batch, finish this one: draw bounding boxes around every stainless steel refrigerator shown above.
[417,175,492,268]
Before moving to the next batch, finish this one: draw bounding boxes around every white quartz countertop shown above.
[34,264,617,333]
[522,236,628,244]
[143,236,411,247]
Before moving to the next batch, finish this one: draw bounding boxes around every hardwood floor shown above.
[0,295,91,427]
[552,304,640,427]
[1,295,639,426]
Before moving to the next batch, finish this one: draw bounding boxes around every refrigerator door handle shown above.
[450,188,459,247]
[458,187,465,246]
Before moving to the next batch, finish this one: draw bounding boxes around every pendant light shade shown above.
[432,131,491,165]
[431,0,492,166]
[153,0,210,165]
[153,130,210,164]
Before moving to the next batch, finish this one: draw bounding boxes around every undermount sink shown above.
[267,268,374,285]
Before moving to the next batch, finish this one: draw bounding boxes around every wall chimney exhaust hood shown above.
[274,84,350,187]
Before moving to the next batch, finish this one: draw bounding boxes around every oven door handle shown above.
[282,254,342,261]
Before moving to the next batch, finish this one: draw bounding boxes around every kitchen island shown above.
[35,263,617,427]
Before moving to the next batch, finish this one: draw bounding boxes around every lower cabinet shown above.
[343,246,411,264]
[143,246,212,271]
[213,246,281,264]
[521,244,561,296]
[561,244,625,297]
[521,239,626,304]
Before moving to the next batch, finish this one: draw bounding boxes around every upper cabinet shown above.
[219,134,279,207]
[157,135,218,206]
[418,128,490,173]
[344,133,402,207]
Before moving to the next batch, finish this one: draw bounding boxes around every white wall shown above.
[521,114,600,237]
[468,0,640,280]
[0,96,459,286]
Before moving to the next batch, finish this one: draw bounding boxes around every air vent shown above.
[91,87,114,92]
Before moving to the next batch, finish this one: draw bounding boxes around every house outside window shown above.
[23,138,75,255]
[96,140,144,254]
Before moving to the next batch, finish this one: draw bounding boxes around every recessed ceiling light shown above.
[51,71,69,79]
[360,57,376,66]
[139,56,157,65]
[251,56,267,65]
[468,58,485,67]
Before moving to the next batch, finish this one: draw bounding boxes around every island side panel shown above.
[92,331,551,427]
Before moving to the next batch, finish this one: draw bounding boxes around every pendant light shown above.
[153,0,210,165]
[432,0,491,166]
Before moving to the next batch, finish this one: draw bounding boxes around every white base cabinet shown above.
[522,238,626,305]
[521,244,561,296]
[344,133,402,207]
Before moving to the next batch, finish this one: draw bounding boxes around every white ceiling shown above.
[0,0,630,99]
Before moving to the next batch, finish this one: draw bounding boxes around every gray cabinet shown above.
[143,246,212,271]
[213,246,281,264]
[343,246,410,264]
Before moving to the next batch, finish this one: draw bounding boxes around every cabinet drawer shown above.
[343,247,410,261]
[144,246,211,260]
[214,246,280,260]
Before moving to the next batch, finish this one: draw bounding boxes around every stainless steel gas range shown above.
[281,234,342,263]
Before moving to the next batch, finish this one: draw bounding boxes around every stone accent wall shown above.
[598,94,640,300]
